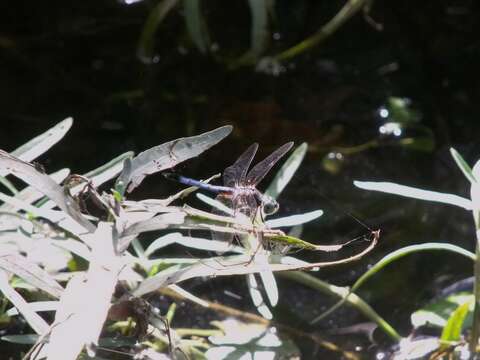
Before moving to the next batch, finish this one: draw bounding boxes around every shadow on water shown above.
[1,0,480,358]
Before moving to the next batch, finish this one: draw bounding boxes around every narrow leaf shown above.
[0,168,70,213]
[266,143,307,199]
[0,150,95,232]
[196,193,234,215]
[0,270,50,335]
[1,334,39,344]
[265,209,323,228]
[7,301,58,316]
[354,180,472,210]
[440,299,473,344]
[10,117,73,163]
[248,0,269,57]
[116,125,232,193]
[0,254,64,298]
[450,147,477,184]
[184,0,210,53]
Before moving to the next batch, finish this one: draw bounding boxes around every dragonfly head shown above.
[261,195,279,215]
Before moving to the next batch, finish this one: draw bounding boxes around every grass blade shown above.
[265,209,323,228]
[450,147,477,184]
[440,299,473,345]
[0,270,50,335]
[266,142,307,199]
[0,254,64,298]
[10,117,73,163]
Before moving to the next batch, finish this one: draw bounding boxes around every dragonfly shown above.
[165,142,294,220]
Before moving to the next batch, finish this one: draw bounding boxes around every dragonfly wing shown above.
[246,142,294,186]
[223,143,258,187]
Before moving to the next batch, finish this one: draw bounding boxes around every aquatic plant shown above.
[313,148,480,358]
[0,118,381,359]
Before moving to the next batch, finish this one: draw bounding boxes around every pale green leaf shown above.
[266,142,307,199]
[354,180,472,210]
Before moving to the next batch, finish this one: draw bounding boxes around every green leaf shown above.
[450,148,477,184]
[354,180,472,210]
[411,293,473,329]
[311,243,475,324]
[265,142,307,199]
[0,270,50,334]
[116,125,232,194]
[1,334,39,344]
[265,209,323,228]
[352,243,475,294]
[0,254,64,298]
[184,0,210,53]
[248,0,269,58]
[11,117,73,163]
[0,150,95,232]
[441,297,473,345]
[0,175,18,195]
[196,193,234,215]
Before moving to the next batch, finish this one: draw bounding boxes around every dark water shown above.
[1,1,479,358]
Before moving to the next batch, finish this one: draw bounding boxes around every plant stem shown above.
[273,0,368,61]
[469,224,480,353]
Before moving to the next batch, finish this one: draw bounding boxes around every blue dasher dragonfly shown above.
[165,141,294,220]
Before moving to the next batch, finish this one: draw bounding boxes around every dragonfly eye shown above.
[262,197,279,215]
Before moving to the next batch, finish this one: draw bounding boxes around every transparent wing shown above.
[246,142,294,186]
[223,143,258,187]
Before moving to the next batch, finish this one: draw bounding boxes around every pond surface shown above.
[1,1,479,358]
